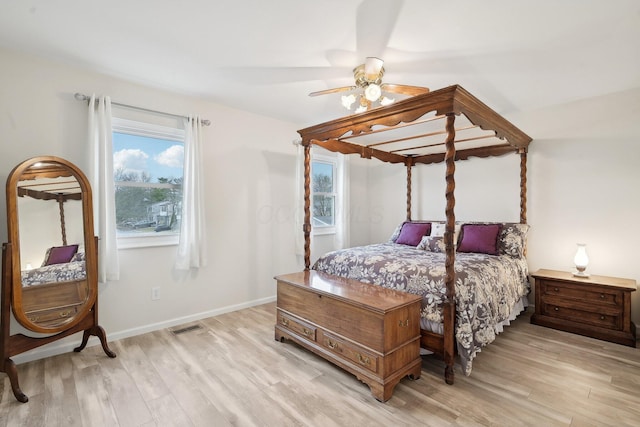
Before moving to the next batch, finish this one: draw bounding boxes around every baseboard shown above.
[12,295,276,364]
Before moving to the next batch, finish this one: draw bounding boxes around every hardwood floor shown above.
[1,303,639,426]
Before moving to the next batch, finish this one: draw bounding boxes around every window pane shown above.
[113,132,183,235]
[312,161,333,192]
[313,195,334,227]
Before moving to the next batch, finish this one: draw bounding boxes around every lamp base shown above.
[573,270,590,278]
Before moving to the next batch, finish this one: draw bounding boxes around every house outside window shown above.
[312,155,337,235]
[111,117,185,248]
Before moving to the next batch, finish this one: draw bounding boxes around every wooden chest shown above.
[274,271,422,402]
[531,269,637,347]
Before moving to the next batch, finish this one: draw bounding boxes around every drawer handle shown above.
[59,310,71,318]
[280,317,289,327]
[356,353,371,366]
[554,307,559,311]
[600,315,605,320]
[398,319,410,327]
[326,339,338,350]
[303,328,313,337]
[600,294,605,299]
[29,316,39,322]
[554,287,559,292]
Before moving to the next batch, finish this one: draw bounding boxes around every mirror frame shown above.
[6,156,98,334]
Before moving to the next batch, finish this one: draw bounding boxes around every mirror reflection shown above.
[15,162,89,329]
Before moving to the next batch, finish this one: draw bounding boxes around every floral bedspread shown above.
[313,243,529,375]
[21,260,87,287]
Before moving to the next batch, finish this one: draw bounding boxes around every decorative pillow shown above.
[40,247,52,267]
[430,222,446,237]
[44,244,79,266]
[396,222,431,246]
[430,222,461,245]
[70,252,85,262]
[388,222,405,243]
[457,224,501,255]
[417,236,446,252]
[499,223,530,258]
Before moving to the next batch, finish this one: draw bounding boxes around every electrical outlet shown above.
[151,287,160,300]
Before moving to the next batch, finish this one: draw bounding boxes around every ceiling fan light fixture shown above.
[380,96,395,106]
[363,57,384,81]
[364,83,382,102]
[341,94,356,110]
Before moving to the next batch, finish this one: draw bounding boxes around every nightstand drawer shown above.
[540,302,620,330]
[539,280,623,307]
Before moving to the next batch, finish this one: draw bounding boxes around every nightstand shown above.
[531,269,637,347]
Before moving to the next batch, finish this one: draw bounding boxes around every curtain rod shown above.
[74,93,211,126]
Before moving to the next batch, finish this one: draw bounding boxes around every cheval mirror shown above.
[1,156,115,403]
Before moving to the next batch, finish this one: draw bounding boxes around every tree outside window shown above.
[312,159,335,229]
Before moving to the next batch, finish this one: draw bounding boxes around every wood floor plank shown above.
[1,304,639,426]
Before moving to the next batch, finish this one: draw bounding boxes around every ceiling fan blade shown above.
[356,0,404,58]
[381,83,430,96]
[309,86,357,97]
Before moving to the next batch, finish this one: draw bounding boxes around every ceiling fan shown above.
[309,57,430,113]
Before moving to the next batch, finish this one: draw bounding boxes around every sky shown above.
[112,132,183,182]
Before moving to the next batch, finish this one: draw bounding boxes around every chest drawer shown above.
[539,280,623,307]
[319,330,378,374]
[276,310,317,341]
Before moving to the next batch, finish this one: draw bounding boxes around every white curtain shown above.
[335,153,350,250]
[88,95,120,282]
[175,116,207,270]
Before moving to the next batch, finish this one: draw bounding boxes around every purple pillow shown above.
[44,244,79,265]
[396,222,431,246]
[457,224,501,255]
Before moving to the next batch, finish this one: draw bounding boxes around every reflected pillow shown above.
[396,222,431,246]
[457,224,501,255]
[44,244,79,265]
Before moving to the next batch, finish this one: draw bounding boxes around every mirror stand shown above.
[1,242,115,403]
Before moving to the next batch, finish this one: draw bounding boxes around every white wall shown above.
[363,88,640,325]
[0,47,304,361]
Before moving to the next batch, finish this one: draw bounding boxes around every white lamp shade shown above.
[573,243,589,277]
[364,84,382,102]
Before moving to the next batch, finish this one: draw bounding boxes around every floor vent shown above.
[170,324,202,335]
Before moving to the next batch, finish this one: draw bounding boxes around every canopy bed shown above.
[296,85,532,385]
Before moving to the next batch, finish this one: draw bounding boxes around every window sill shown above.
[313,228,336,236]
[117,233,179,249]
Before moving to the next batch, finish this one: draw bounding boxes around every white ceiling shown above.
[1,0,639,127]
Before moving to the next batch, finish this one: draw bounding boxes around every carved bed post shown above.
[406,157,413,221]
[519,148,527,225]
[443,114,456,385]
[303,142,312,270]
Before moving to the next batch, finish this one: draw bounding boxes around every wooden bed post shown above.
[406,157,413,221]
[443,114,456,385]
[519,148,527,225]
[303,143,312,270]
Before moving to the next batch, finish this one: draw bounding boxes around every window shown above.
[112,117,185,248]
[312,155,336,235]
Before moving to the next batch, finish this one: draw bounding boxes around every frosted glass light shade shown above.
[573,243,589,277]
[364,84,382,102]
